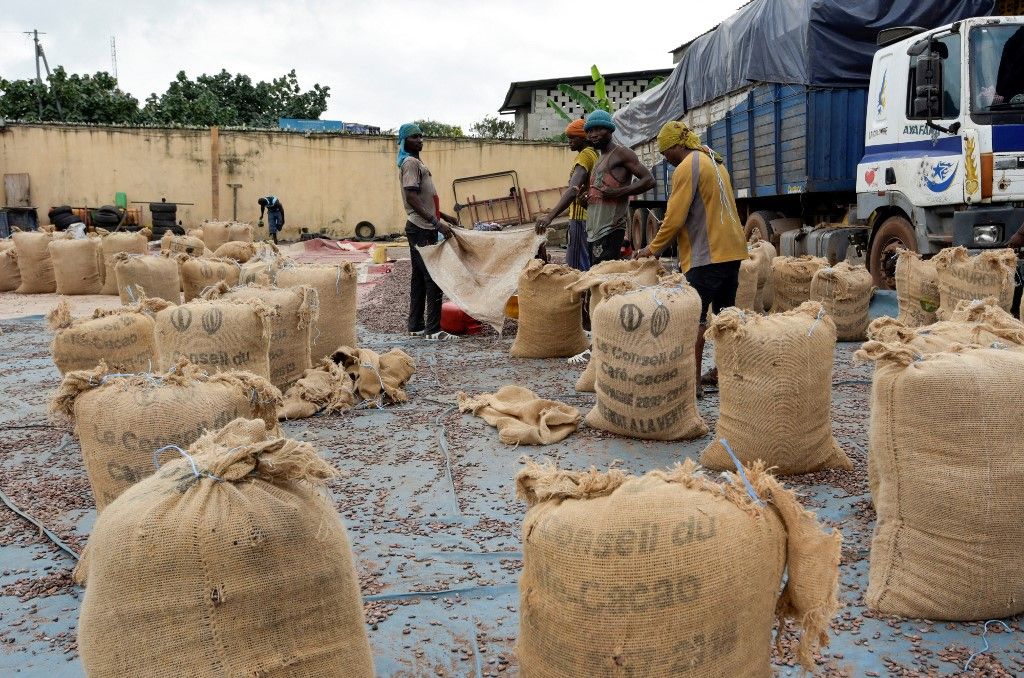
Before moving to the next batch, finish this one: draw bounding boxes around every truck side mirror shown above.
[913,53,943,118]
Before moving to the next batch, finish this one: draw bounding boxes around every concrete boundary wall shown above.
[0,123,573,236]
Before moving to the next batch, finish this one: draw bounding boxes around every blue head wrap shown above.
[397,123,423,168]
[584,110,616,131]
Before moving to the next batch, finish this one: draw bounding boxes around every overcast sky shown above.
[2,0,748,131]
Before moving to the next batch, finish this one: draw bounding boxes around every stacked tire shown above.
[91,205,123,230]
[149,202,182,240]
[48,206,80,231]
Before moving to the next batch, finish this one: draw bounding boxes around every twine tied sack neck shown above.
[511,260,590,358]
[113,253,181,304]
[701,303,853,475]
[277,263,358,362]
[13,231,56,294]
[894,249,939,326]
[854,342,1024,620]
[932,246,1017,318]
[770,255,828,313]
[867,297,1024,354]
[75,418,375,678]
[809,262,874,341]
[50,359,280,510]
[49,236,104,295]
[48,299,168,374]
[515,459,841,677]
[458,385,580,445]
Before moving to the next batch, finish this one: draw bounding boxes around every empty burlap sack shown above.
[511,260,589,358]
[214,240,256,263]
[75,418,374,677]
[0,246,20,292]
[196,220,254,252]
[866,297,1024,354]
[458,385,579,445]
[180,257,240,302]
[856,342,1024,620]
[419,228,547,332]
[586,277,707,440]
[48,299,166,374]
[894,250,939,326]
[279,358,356,420]
[13,231,56,294]
[933,246,1016,318]
[114,253,181,304]
[701,303,852,475]
[155,298,273,379]
[750,239,777,312]
[49,236,103,295]
[51,360,280,510]
[332,346,416,405]
[770,255,828,313]
[516,459,841,676]
[809,262,873,341]
[99,232,148,295]
[734,251,761,312]
[160,232,209,257]
[277,263,358,361]
[213,283,317,389]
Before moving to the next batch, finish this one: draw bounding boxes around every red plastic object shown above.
[441,301,483,335]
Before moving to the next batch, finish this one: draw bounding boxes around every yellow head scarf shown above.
[657,121,723,163]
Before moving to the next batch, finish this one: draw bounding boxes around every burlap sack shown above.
[749,239,777,312]
[99,232,149,295]
[734,252,761,312]
[277,263,358,361]
[279,358,356,420]
[856,342,1024,620]
[180,257,241,302]
[216,284,318,389]
[511,260,589,358]
[49,237,103,295]
[933,246,1016,318]
[239,256,282,285]
[160,232,209,257]
[75,418,374,677]
[13,231,56,294]
[586,277,708,440]
[196,220,254,252]
[866,298,1024,354]
[809,262,873,341]
[0,246,20,292]
[48,299,165,374]
[516,459,841,676]
[114,253,181,304]
[770,255,827,313]
[332,346,416,405]
[154,298,272,379]
[701,303,852,475]
[214,240,256,263]
[894,250,939,326]
[51,360,280,510]
[0,238,12,252]
[458,386,579,445]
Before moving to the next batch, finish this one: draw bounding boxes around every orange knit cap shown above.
[565,119,587,138]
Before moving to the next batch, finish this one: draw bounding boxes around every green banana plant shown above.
[545,65,665,121]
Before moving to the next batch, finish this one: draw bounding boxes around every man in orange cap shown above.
[534,118,598,271]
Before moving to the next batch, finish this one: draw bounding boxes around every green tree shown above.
[142,69,329,126]
[414,119,464,138]
[545,65,665,122]
[469,115,517,139]
[0,67,141,123]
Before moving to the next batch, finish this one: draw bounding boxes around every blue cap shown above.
[584,110,616,131]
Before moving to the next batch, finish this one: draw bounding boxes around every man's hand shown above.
[438,221,455,240]
[596,185,628,200]
[535,215,551,234]
[633,247,656,260]
[258,219,264,227]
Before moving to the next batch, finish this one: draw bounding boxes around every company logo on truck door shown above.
[876,70,887,115]
[924,160,958,192]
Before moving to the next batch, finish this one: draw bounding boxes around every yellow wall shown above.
[0,123,574,236]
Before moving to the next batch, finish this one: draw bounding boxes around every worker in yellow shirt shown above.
[634,120,748,398]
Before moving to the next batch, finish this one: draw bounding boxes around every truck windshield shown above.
[971,24,1024,113]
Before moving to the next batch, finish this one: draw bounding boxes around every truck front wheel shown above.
[869,215,916,289]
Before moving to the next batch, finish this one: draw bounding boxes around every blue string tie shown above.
[718,438,765,508]
[964,620,1012,671]
[153,444,224,482]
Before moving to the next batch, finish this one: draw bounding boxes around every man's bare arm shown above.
[535,165,589,231]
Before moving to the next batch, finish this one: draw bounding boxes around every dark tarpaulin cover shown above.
[613,0,996,147]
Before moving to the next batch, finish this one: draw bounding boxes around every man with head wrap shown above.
[634,120,747,397]
[398,122,460,341]
[583,110,655,264]
[534,118,598,271]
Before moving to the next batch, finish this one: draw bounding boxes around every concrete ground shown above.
[1,269,1022,677]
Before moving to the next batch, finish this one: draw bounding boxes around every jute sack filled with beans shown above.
[586,276,707,441]
[195,220,253,252]
[180,257,240,302]
[866,297,1024,355]
[701,303,853,475]
[855,342,1024,620]
[0,245,21,292]
[238,245,284,285]
[214,240,256,263]
[48,299,166,374]
[209,282,318,389]
[278,263,358,361]
[13,230,56,294]
[515,459,841,677]
[809,262,873,341]
[770,255,828,313]
[154,297,273,380]
[933,246,1016,318]
[51,359,280,511]
[894,250,939,327]
[99,231,148,295]
[49,236,104,295]
[75,418,374,678]
[160,232,210,257]
[733,249,762,312]
[749,238,777,312]
[114,253,181,304]
[511,260,589,358]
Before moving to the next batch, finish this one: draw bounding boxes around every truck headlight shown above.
[973,225,1001,245]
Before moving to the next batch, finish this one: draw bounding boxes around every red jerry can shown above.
[441,301,483,335]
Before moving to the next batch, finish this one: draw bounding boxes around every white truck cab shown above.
[858,16,1024,285]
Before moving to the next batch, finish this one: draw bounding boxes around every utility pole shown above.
[24,29,63,121]
[110,36,117,80]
